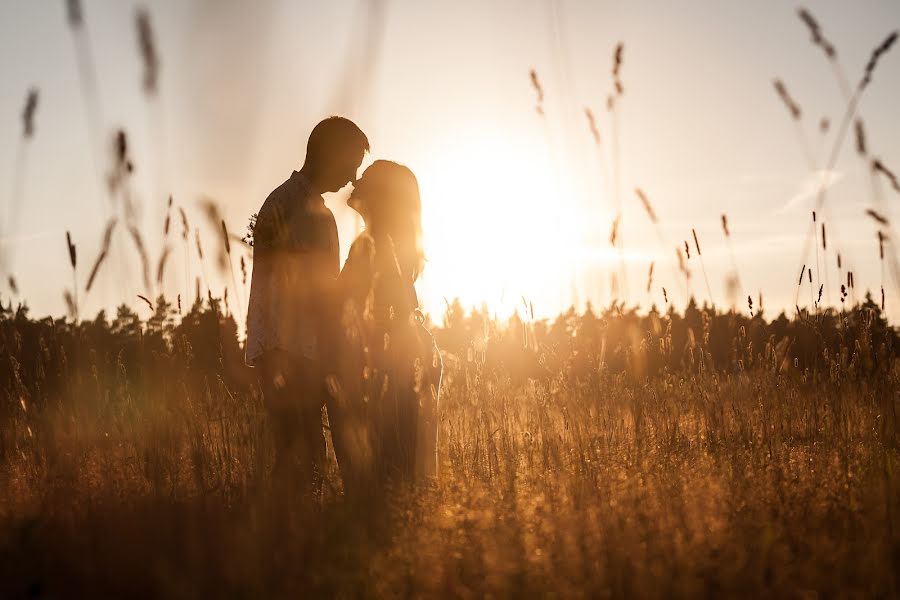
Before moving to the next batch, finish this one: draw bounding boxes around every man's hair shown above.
[305,116,369,166]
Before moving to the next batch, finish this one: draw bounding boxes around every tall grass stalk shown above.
[692,229,713,306]
[796,31,898,294]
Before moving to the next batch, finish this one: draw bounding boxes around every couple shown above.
[245,116,442,497]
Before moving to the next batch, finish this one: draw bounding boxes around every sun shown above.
[414,131,591,320]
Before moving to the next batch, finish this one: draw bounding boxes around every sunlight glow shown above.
[415,131,591,319]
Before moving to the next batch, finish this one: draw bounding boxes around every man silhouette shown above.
[245,116,368,490]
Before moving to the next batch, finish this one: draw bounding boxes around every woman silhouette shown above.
[332,160,441,495]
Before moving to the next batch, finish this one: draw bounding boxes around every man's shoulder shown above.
[259,174,298,216]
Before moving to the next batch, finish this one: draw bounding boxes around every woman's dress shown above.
[334,232,441,492]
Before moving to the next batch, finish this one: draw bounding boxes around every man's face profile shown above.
[323,146,366,193]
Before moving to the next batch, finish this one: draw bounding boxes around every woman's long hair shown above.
[353,160,425,281]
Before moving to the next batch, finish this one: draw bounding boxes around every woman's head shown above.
[349,160,424,280]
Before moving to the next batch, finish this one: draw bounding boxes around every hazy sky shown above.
[1,0,899,325]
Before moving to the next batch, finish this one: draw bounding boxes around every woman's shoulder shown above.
[348,231,376,258]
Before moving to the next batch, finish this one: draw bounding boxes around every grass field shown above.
[1,298,897,597]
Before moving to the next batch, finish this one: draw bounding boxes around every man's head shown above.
[301,116,369,194]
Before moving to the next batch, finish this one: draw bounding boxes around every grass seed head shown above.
[22,88,38,139]
[195,228,204,260]
[137,294,153,311]
[773,79,801,119]
[872,159,900,193]
[584,108,601,145]
[136,9,159,95]
[855,119,868,156]
[66,0,83,29]
[65,231,76,269]
[635,189,658,224]
[179,207,189,240]
[797,8,836,58]
[156,245,172,285]
[529,69,544,116]
[866,208,889,225]
[861,31,898,89]
[609,215,620,246]
[221,220,231,255]
[612,43,625,95]
[64,290,76,319]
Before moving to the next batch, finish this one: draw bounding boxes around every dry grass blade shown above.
[195,228,204,260]
[612,43,624,95]
[128,225,151,291]
[584,108,600,145]
[199,198,230,271]
[63,290,76,319]
[872,159,900,193]
[85,218,117,293]
[156,245,172,286]
[691,229,713,305]
[135,9,159,95]
[646,261,654,294]
[65,231,76,269]
[85,250,107,292]
[635,188,657,224]
[773,79,801,119]
[221,220,231,255]
[721,214,730,237]
[164,195,172,236]
[529,69,544,116]
[22,88,38,139]
[676,247,690,279]
[66,0,83,28]
[861,31,898,89]
[797,7,836,58]
[866,209,889,226]
[101,218,118,250]
[179,207,189,240]
[609,215,620,246]
[137,294,153,311]
[855,119,867,156]
[107,129,134,194]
